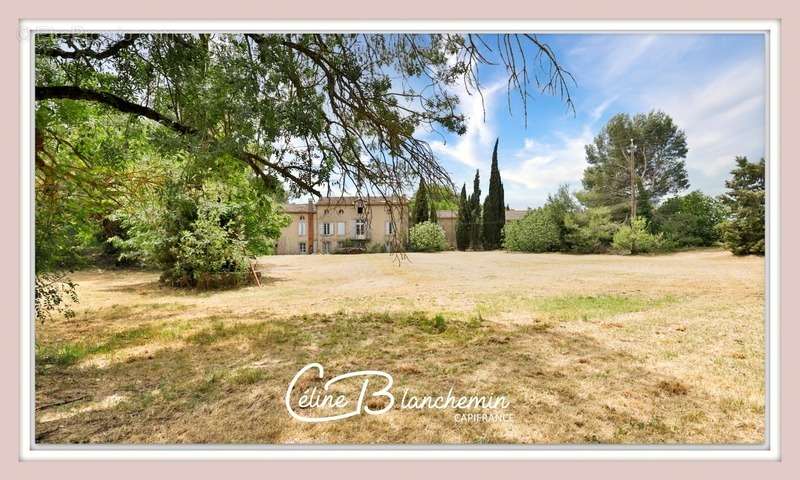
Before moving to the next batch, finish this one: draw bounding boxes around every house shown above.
[276,196,408,255]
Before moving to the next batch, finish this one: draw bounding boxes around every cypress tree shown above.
[413,178,430,225]
[456,183,470,250]
[429,201,438,223]
[469,170,482,250]
[482,138,505,249]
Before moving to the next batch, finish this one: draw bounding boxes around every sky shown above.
[419,33,767,209]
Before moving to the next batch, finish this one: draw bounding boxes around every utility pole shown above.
[622,138,638,225]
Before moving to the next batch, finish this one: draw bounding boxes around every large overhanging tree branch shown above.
[35,33,575,203]
[35,85,324,196]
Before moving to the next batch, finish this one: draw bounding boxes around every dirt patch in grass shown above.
[35,250,765,444]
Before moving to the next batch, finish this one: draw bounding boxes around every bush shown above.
[612,217,664,254]
[503,208,560,252]
[652,191,724,247]
[563,207,619,253]
[113,168,288,287]
[409,221,447,252]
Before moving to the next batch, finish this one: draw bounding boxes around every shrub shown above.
[503,208,560,252]
[563,207,619,253]
[113,168,288,287]
[612,217,664,254]
[652,191,724,247]
[409,221,447,252]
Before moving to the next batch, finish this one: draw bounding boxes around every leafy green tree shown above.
[112,158,289,287]
[482,139,505,249]
[502,208,560,253]
[412,178,431,225]
[36,33,574,201]
[455,184,470,251]
[719,157,765,255]
[469,170,482,250]
[563,207,619,253]
[580,111,689,223]
[409,221,448,252]
[652,191,725,247]
[542,184,578,250]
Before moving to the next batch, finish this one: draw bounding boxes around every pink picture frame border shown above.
[2,1,798,477]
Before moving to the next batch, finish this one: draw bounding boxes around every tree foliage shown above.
[111,158,288,287]
[455,183,470,251]
[612,217,663,254]
[409,221,448,252]
[481,139,505,250]
[563,207,619,253]
[412,178,431,225]
[580,111,689,222]
[469,170,482,249]
[36,33,574,202]
[542,184,578,250]
[652,191,725,247]
[719,157,765,255]
[503,208,560,253]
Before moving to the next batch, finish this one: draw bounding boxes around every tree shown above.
[36,33,574,203]
[469,170,482,249]
[412,178,431,225]
[482,139,505,249]
[455,183,470,251]
[542,184,578,250]
[719,157,765,255]
[652,191,724,247]
[111,158,289,287]
[580,111,689,223]
[563,207,619,253]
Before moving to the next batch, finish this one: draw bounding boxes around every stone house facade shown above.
[276,197,408,255]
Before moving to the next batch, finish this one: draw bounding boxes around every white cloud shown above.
[500,126,593,208]
[428,78,505,169]
[601,35,658,82]
[643,58,765,188]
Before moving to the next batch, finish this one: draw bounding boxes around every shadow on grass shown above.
[33,308,742,445]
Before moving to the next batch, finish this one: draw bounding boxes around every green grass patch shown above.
[536,294,676,321]
[36,321,193,367]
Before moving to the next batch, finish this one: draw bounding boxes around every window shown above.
[323,222,332,236]
[356,200,365,215]
[298,242,307,254]
[324,209,330,215]
[386,221,396,235]
[323,241,332,254]
[355,219,366,236]
[298,219,306,236]
[338,209,344,215]
[337,222,345,235]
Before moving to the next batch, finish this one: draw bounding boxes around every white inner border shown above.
[19,19,780,461]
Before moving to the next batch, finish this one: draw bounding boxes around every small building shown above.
[276,196,408,255]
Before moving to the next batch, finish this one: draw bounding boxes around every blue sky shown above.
[421,33,767,209]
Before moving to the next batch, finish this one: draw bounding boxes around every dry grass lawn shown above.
[35,249,765,444]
